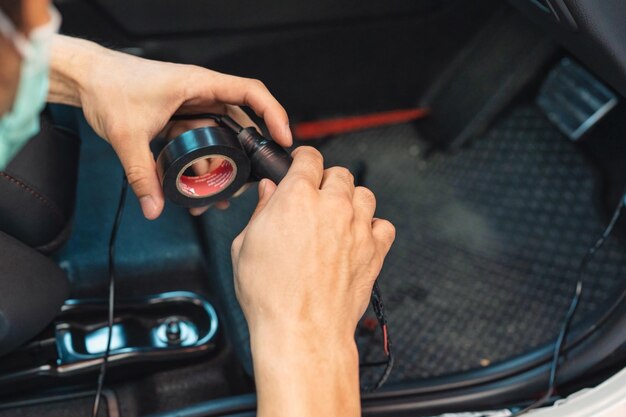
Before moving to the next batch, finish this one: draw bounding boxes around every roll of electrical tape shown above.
[156,127,251,208]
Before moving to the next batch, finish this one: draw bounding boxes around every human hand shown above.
[231,147,395,417]
[49,35,291,219]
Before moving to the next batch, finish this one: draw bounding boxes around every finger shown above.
[225,105,256,129]
[231,232,244,262]
[233,183,251,198]
[353,186,377,224]
[215,200,230,210]
[191,158,212,176]
[320,167,355,199]
[282,146,324,189]
[371,218,396,258]
[160,120,176,138]
[249,179,277,223]
[189,206,210,216]
[113,139,164,220]
[211,73,292,147]
[188,199,228,217]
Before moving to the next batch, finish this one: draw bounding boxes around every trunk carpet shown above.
[200,103,626,387]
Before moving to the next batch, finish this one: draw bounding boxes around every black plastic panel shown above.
[87,0,442,36]
[56,0,499,122]
[509,0,626,98]
[529,0,552,14]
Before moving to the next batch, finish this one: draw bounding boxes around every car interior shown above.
[0,0,625,416]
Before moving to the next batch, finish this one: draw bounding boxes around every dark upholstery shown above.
[0,115,80,253]
[0,231,69,357]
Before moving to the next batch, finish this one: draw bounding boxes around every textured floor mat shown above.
[201,104,626,386]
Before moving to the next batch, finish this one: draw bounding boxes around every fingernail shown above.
[259,179,267,198]
[140,195,158,219]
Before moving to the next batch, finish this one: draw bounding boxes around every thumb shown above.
[250,179,277,222]
[372,218,396,258]
[113,139,165,220]
[232,179,277,254]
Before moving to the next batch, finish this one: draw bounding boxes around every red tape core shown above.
[177,158,236,198]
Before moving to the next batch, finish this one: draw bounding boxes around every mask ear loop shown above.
[0,7,17,37]
[0,6,61,59]
[0,7,26,56]
[29,6,62,42]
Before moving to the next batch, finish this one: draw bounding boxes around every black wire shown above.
[363,281,395,393]
[91,174,128,417]
[360,360,391,368]
[506,194,626,417]
[170,113,244,135]
[170,113,222,122]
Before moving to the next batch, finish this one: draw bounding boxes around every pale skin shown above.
[0,2,397,416]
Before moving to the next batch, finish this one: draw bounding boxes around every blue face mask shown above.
[0,7,61,170]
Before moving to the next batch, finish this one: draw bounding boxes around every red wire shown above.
[382,324,389,356]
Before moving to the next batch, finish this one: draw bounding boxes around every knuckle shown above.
[380,220,396,242]
[295,146,323,162]
[125,165,153,192]
[327,166,354,184]
[185,65,213,90]
[250,78,267,91]
[292,164,323,181]
[356,186,376,204]
[106,122,130,142]
[190,64,213,79]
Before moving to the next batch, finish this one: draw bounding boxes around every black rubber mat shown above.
[201,104,626,385]
[0,396,110,417]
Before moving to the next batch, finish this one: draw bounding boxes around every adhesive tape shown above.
[156,127,251,208]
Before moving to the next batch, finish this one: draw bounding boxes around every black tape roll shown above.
[157,127,251,208]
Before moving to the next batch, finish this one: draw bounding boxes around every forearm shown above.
[48,34,104,107]
[250,324,361,417]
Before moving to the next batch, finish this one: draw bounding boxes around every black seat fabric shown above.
[0,231,69,357]
[0,115,80,253]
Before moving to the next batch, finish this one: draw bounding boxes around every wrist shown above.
[48,35,104,107]
[250,324,361,417]
[250,322,359,365]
